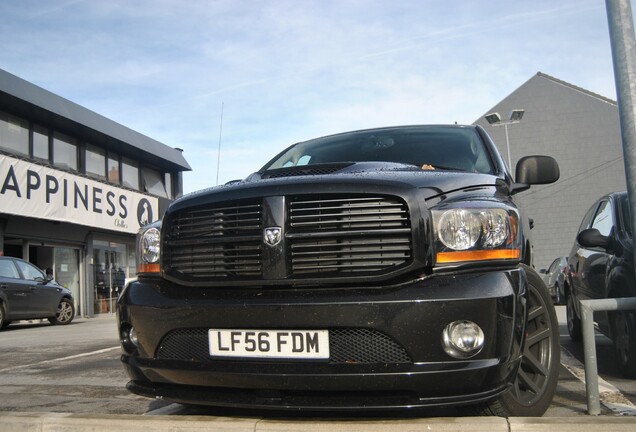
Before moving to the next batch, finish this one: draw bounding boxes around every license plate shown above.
[209,329,329,359]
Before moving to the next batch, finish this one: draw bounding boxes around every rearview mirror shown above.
[577,228,610,250]
[515,156,560,185]
[511,156,560,195]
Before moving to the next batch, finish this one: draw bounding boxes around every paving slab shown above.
[5,412,636,432]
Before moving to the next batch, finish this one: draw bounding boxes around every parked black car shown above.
[0,256,75,329]
[118,125,560,416]
[566,191,636,378]
[540,256,568,305]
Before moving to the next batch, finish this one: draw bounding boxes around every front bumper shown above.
[117,268,527,410]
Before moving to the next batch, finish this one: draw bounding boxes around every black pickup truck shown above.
[117,124,560,416]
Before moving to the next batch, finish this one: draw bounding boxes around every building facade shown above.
[0,68,191,317]
[474,72,626,271]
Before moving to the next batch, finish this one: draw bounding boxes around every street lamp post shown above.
[484,109,525,169]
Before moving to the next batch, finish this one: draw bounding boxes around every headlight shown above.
[432,207,520,264]
[137,222,162,274]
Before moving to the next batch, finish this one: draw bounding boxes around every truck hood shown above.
[171,162,506,212]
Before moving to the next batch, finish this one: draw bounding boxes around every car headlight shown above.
[137,222,162,274]
[432,207,520,264]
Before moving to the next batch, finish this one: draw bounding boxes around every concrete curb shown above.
[2,413,636,432]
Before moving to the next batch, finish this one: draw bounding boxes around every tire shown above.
[1,320,11,329]
[0,302,4,330]
[611,310,636,379]
[48,298,75,325]
[472,266,560,417]
[566,289,582,342]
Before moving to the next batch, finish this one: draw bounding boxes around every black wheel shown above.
[0,302,4,330]
[566,289,582,342]
[473,266,560,416]
[1,320,11,329]
[611,310,636,379]
[48,298,75,325]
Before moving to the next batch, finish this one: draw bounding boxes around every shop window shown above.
[108,152,120,183]
[85,143,106,179]
[93,240,130,314]
[53,132,78,171]
[142,166,168,198]
[122,157,139,190]
[0,111,29,156]
[33,124,49,161]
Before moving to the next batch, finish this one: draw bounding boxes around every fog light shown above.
[129,327,138,347]
[120,324,138,353]
[442,320,485,359]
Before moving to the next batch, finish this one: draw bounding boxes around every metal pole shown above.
[580,298,636,415]
[606,0,636,272]
[504,123,511,169]
[580,301,601,415]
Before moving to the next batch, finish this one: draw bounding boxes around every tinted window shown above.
[85,144,106,179]
[263,126,494,174]
[53,132,78,171]
[0,260,20,279]
[108,153,120,183]
[15,260,46,281]
[591,200,613,237]
[620,194,632,237]
[143,166,168,198]
[547,258,560,273]
[33,124,49,161]
[0,111,29,156]
[122,157,139,190]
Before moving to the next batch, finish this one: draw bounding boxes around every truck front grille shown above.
[288,196,411,275]
[163,194,412,283]
[164,200,263,278]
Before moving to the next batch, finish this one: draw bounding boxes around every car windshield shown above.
[262,126,495,174]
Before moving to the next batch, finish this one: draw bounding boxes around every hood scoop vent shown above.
[261,163,354,179]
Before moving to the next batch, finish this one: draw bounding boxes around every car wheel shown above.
[566,290,582,342]
[48,298,75,325]
[611,310,636,379]
[0,302,4,329]
[471,266,560,416]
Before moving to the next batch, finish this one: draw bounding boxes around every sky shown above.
[0,0,622,194]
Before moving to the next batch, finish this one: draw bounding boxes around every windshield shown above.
[262,126,495,174]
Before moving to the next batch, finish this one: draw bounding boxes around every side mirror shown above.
[510,156,560,195]
[515,156,560,185]
[577,228,610,250]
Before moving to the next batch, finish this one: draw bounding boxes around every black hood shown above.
[170,162,506,213]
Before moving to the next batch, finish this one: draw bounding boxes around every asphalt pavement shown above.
[2,308,636,431]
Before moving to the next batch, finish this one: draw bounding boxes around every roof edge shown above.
[0,68,191,171]
[536,71,617,106]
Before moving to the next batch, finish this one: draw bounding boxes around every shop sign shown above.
[0,155,158,234]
